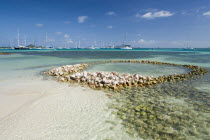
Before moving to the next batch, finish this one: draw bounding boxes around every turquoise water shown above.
[1,48,210,52]
[86,63,189,77]
[0,49,210,139]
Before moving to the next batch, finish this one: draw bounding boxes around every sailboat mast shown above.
[9,40,12,47]
[17,28,20,47]
[94,40,97,47]
[102,41,105,47]
[124,32,127,45]
[24,36,27,46]
[78,40,80,48]
[45,32,48,47]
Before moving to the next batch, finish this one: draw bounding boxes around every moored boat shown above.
[120,45,132,50]
[14,46,30,50]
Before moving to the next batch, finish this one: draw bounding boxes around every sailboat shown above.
[115,33,132,49]
[14,29,29,50]
[72,40,81,49]
[77,40,81,49]
[45,32,54,49]
[183,42,194,50]
[90,41,99,49]
[89,45,96,49]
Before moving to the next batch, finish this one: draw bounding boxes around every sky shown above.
[0,0,210,48]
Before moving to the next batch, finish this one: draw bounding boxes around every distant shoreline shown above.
[0,52,11,55]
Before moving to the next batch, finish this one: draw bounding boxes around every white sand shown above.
[0,79,137,140]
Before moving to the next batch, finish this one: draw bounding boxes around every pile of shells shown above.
[46,64,89,76]
[0,52,11,55]
[65,71,153,90]
[45,60,208,90]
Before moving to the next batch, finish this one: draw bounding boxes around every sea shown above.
[0,48,209,139]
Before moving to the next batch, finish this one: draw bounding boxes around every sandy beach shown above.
[0,79,136,140]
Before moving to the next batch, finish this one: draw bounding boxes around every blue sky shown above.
[0,0,210,48]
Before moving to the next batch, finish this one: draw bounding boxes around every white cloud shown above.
[55,32,62,35]
[132,39,156,45]
[64,34,69,38]
[203,11,210,16]
[137,10,174,19]
[36,24,43,27]
[66,39,73,43]
[131,39,210,48]
[140,39,155,44]
[107,25,113,29]
[138,39,145,43]
[78,16,88,23]
[106,11,116,16]
[64,21,71,24]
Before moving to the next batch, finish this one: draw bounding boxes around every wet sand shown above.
[0,79,136,139]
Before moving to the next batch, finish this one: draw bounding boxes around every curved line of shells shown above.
[45,60,208,90]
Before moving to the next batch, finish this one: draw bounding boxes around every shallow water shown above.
[86,62,189,77]
[109,80,210,139]
[0,49,210,139]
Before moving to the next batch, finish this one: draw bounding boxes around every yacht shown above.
[14,29,30,50]
[89,45,96,49]
[120,45,132,50]
[14,46,30,50]
[115,33,132,50]
[115,44,132,49]
[183,42,194,50]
